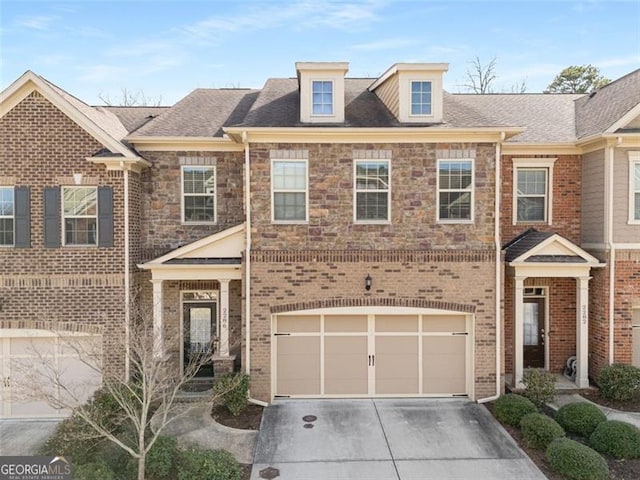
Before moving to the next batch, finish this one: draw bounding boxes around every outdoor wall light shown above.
[365,274,372,291]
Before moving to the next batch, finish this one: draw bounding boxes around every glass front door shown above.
[183,302,217,377]
[523,298,545,368]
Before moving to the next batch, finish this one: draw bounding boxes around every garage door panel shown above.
[277,316,320,333]
[375,315,418,332]
[376,337,419,394]
[324,315,367,332]
[325,337,368,394]
[276,336,320,395]
[10,337,55,356]
[422,316,466,332]
[9,359,61,417]
[422,336,466,394]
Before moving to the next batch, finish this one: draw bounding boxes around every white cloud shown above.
[14,15,58,31]
[77,64,129,83]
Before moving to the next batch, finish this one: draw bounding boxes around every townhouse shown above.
[0,61,638,416]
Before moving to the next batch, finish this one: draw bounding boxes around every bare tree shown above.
[13,304,240,480]
[99,87,163,106]
[509,77,528,94]
[462,56,497,94]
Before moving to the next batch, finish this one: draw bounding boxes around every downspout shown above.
[478,131,505,403]
[242,131,252,376]
[607,138,621,365]
[121,162,131,381]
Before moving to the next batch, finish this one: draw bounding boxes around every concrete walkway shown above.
[152,402,258,464]
[0,419,61,455]
[550,393,640,428]
[251,398,545,480]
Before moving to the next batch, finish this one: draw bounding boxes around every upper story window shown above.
[355,160,390,222]
[512,158,556,225]
[410,81,432,116]
[312,80,333,115]
[182,166,216,223]
[630,153,640,223]
[437,159,473,222]
[0,187,14,246]
[63,186,97,245]
[272,160,308,222]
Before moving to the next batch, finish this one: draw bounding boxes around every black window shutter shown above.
[14,186,31,248]
[43,187,61,248]
[98,186,114,248]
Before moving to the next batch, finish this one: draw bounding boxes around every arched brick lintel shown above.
[0,320,103,335]
[270,297,476,314]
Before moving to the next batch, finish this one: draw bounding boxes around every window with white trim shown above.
[182,166,216,223]
[512,158,556,225]
[437,159,473,221]
[312,80,333,115]
[355,160,390,222]
[272,160,308,222]
[0,187,14,246]
[630,153,640,223]
[62,186,97,245]
[411,81,432,116]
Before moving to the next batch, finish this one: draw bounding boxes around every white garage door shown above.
[274,309,471,397]
[0,330,102,418]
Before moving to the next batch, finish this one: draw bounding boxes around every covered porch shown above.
[138,224,245,376]
[503,229,604,389]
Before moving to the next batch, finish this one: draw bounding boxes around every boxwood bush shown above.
[522,370,557,410]
[213,373,249,416]
[598,364,640,402]
[493,394,537,426]
[546,438,608,480]
[589,420,640,459]
[177,448,242,480]
[520,412,565,450]
[555,402,606,437]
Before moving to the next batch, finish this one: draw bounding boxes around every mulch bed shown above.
[580,390,640,413]
[485,403,640,479]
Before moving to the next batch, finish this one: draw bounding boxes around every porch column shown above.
[514,276,525,388]
[219,279,230,357]
[151,279,164,358]
[576,276,591,388]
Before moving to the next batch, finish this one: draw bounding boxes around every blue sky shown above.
[1,0,639,105]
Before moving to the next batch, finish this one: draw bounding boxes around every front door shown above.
[183,302,217,377]
[523,298,545,368]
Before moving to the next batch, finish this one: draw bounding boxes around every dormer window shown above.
[312,81,333,115]
[411,81,432,116]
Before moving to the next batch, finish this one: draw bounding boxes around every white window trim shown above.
[353,159,391,224]
[436,158,474,224]
[311,79,334,117]
[628,152,640,224]
[271,159,309,224]
[62,186,98,247]
[512,158,557,226]
[409,80,433,118]
[0,186,14,247]
[181,165,216,225]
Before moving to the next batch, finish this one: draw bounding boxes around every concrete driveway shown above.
[251,398,545,480]
[0,419,60,456]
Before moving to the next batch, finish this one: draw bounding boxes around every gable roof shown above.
[503,228,602,265]
[575,68,640,138]
[0,71,137,158]
[132,88,259,137]
[103,106,170,133]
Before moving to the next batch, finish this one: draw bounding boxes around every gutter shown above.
[606,138,622,365]
[242,131,252,378]
[478,131,505,404]
[121,162,131,381]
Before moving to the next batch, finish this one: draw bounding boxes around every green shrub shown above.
[546,438,608,480]
[178,448,242,480]
[555,402,606,437]
[145,436,179,479]
[213,373,249,416]
[589,420,640,459]
[73,461,117,480]
[520,412,565,450]
[493,394,537,426]
[522,370,556,410]
[598,364,640,402]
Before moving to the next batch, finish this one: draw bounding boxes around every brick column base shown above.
[212,355,237,375]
